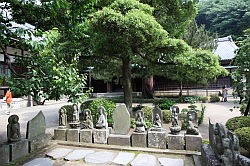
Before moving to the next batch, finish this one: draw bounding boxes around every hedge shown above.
[235,127,250,153]
[225,116,250,131]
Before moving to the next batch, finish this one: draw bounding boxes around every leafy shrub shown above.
[154,98,176,110]
[210,94,220,102]
[88,98,116,126]
[235,127,250,153]
[80,99,95,113]
[141,106,153,128]
[162,110,171,123]
[226,116,250,131]
[61,105,74,121]
[239,104,247,115]
[130,118,136,129]
[183,96,199,104]
[200,96,209,103]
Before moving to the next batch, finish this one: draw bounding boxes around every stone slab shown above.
[67,129,80,142]
[201,144,221,166]
[54,128,67,141]
[131,154,157,166]
[0,144,10,164]
[148,130,167,149]
[85,151,116,164]
[108,134,131,146]
[9,139,29,161]
[80,129,93,143]
[23,158,53,166]
[113,103,130,134]
[93,129,108,144]
[28,134,50,153]
[185,134,202,151]
[64,149,95,161]
[131,132,147,147]
[158,157,184,166]
[168,134,184,150]
[26,111,46,139]
[112,152,135,165]
[46,148,73,159]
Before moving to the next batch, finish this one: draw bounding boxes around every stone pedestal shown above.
[108,134,131,146]
[93,129,109,144]
[185,134,202,151]
[67,129,80,142]
[54,128,67,141]
[148,130,167,149]
[0,144,10,164]
[80,129,93,143]
[168,134,184,150]
[28,134,50,152]
[131,132,147,147]
[9,139,29,161]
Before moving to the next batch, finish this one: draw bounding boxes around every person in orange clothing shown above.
[5,88,12,115]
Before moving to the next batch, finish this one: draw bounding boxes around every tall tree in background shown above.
[197,0,250,39]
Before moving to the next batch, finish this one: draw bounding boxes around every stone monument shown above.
[132,110,147,147]
[93,106,109,144]
[26,111,50,152]
[148,106,167,149]
[108,104,131,146]
[68,104,80,128]
[169,106,181,135]
[7,115,21,142]
[80,109,93,143]
[59,107,67,128]
[186,111,199,135]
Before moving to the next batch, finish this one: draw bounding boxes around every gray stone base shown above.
[148,130,167,149]
[185,134,202,151]
[131,132,147,147]
[67,129,80,142]
[108,134,131,146]
[80,129,93,143]
[9,139,29,161]
[28,134,51,153]
[54,128,67,141]
[201,144,221,166]
[93,129,109,144]
[168,134,184,150]
[0,143,10,164]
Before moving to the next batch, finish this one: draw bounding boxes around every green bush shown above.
[239,104,247,115]
[130,118,136,129]
[235,127,250,154]
[88,98,116,126]
[209,94,220,102]
[154,98,176,110]
[226,116,250,131]
[61,105,74,121]
[141,106,153,128]
[162,110,171,123]
[200,96,209,103]
[183,96,200,104]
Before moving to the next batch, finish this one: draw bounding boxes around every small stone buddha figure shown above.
[135,110,147,132]
[72,104,79,122]
[7,115,21,142]
[171,107,179,126]
[82,109,93,129]
[186,113,199,135]
[59,107,67,127]
[152,113,162,128]
[95,106,107,129]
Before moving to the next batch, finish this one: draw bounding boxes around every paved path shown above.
[0,97,242,143]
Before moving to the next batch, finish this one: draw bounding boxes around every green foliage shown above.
[88,98,116,126]
[162,110,171,124]
[235,127,250,154]
[239,104,248,115]
[141,106,152,128]
[226,116,250,131]
[61,105,74,121]
[130,118,136,129]
[209,94,220,102]
[183,96,199,104]
[200,96,209,103]
[154,98,176,110]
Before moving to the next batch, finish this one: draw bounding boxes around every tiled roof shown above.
[213,36,238,60]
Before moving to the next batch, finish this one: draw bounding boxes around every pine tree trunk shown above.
[122,56,132,109]
[244,98,250,116]
[179,81,183,102]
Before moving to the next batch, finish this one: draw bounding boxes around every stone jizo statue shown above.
[135,110,147,132]
[171,107,179,126]
[72,104,80,122]
[82,109,93,129]
[186,113,199,135]
[152,113,162,128]
[7,115,21,142]
[169,106,181,135]
[59,107,67,127]
[95,106,107,129]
